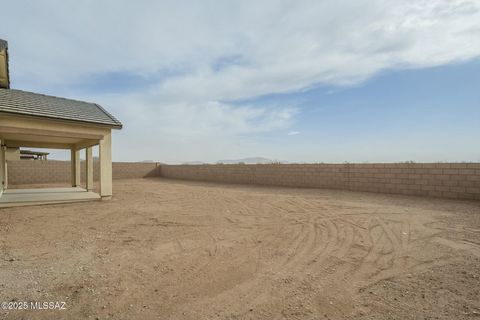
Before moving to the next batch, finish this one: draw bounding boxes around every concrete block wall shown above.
[7,160,159,185]
[7,160,71,185]
[159,163,480,201]
[6,161,480,201]
[111,162,160,179]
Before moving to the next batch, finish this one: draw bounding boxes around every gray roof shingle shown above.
[0,88,122,128]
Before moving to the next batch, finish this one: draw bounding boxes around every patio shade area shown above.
[0,38,122,206]
[0,89,122,205]
[0,111,114,203]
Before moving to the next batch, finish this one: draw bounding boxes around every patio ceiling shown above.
[0,126,101,149]
[0,114,108,149]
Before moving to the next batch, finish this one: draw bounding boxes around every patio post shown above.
[99,132,112,199]
[86,146,94,191]
[71,147,80,187]
[0,140,5,193]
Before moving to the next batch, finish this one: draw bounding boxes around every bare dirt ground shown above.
[1,178,479,320]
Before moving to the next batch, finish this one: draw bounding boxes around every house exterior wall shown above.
[159,163,480,201]
[5,147,19,161]
[0,43,9,89]
[0,142,4,193]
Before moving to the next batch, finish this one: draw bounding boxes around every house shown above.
[19,149,50,160]
[5,148,49,160]
[0,39,122,207]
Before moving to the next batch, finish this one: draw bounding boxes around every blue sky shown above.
[1,0,480,163]
[244,59,480,162]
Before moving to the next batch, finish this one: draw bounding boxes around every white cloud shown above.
[1,0,480,162]
[287,131,300,136]
[5,0,479,90]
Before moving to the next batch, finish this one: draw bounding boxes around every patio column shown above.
[86,146,94,191]
[71,147,80,187]
[0,140,5,193]
[99,132,112,199]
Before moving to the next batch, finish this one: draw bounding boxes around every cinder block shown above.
[435,163,451,169]
[461,193,477,200]
[428,169,443,175]
[443,169,459,175]
[442,180,458,186]
[450,163,468,169]
[421,185,435,191]
[414,179,428,185]
[442,191,459,199]
[468,174,480,181]
[458,180,478,188]
[458,169,475,175]
[466,187,480,194]
[450,186,466,193]
[435,185,450,192]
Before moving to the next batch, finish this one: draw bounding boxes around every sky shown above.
[1,0,480,163]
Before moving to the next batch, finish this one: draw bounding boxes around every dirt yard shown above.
[1,178,479,319]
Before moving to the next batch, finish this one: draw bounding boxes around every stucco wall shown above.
[5,147,20,161]
[159,163,480,201]
[7,160,159,185]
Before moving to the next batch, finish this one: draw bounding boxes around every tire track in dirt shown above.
[281,217,317,271]
[124,182,462,318]
[227,205,412,313]
[208,201,341,311]
[189,197,321,310]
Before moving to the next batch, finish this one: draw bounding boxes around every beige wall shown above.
[7,160,159,185]
[6,161,480,201]
[0,47,9,89]
[160,163,480,201]
[5,147,19,161]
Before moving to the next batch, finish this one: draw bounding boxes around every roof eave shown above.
[0,110,123,130]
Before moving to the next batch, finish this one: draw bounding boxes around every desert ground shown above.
[0,178,479,319]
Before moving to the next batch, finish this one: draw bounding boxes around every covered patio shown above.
[0,100,121,207]
[0,39,122,207]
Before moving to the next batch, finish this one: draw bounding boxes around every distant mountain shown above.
[182,161,207,165]
[216,157,286,164]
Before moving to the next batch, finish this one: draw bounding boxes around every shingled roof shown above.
[0,88,122,128]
